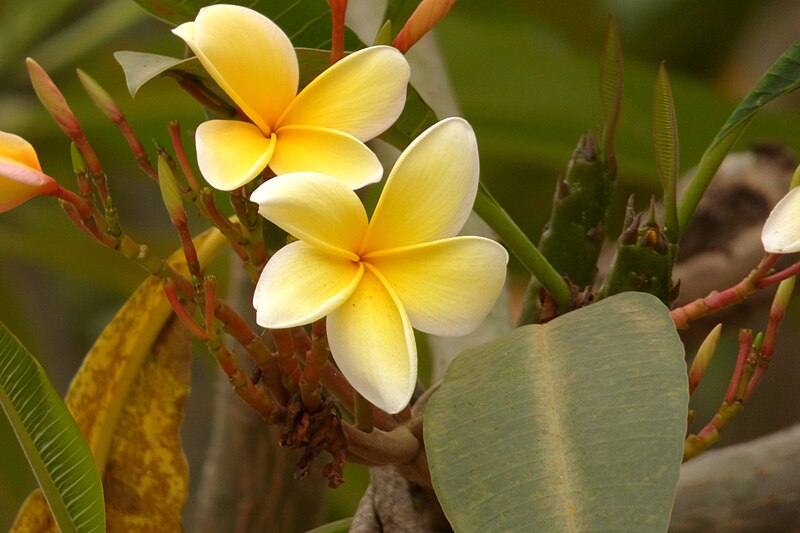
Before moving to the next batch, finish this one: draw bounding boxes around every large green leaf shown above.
[131,0,362,49]
[425,293,687,532]
[0,323,104,533]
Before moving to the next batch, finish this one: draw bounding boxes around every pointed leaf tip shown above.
[653,61,679,240]
[599,15,622,160]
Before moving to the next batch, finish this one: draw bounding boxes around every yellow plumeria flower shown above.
[762,186,800,253]
[250,118,508,413]
[173,4,410,191]
[0,132,57,212]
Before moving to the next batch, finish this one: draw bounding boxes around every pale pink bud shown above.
[26,58,103,175]
[77,68,124,124]
[26,58,82,139]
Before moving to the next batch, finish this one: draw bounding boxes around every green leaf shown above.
[598,15,622,164]
[114,51,200,97]
[653,61,679,241]
[0,322,105,533]
[677,38,800,235]
[426,293,687,532]
[130,0,362,50]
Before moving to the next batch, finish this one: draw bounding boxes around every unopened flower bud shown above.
[392,0,456,53]
[70,142,87,175]
[375,20,393,46]
[688,323,721,395]
[26,58,82,140]
[0,132,58,212]
[772,276,795,317]
[27,58,103,175]
[77,69,124,124]
[158,156,186,226]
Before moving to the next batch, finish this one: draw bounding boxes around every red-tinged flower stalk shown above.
[26,58,102,175]
[745,276,795,399]
[392,0,456,54]
[159,156,200,279]
[327,0,347,64]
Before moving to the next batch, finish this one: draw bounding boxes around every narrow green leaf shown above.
[653,61,679,241]
[426,293,687,532]
[678,39,800,235]
[598,15,622,164]
[0,322,104,533]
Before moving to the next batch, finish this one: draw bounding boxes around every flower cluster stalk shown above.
[671,254,779,329]
[300,319,331,412]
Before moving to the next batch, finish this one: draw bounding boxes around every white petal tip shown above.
[761,186,800,254]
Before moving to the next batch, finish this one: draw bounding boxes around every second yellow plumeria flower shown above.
[173,4,410,191]
[250,118,508,413]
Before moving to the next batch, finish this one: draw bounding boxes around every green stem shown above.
[677,119,751,237]
[354,391,374,433]
[473,183,571,313]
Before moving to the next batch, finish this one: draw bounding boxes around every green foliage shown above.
[0,322,105,533]
[652,62,680,242]
[598,16,622,166]
[114,51,205,98]
[677,38,800,235]
[426,293,687,532]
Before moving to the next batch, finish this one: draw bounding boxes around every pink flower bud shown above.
[392,0,456,54]
[26,58,82,139]
[26,58,103,175]
[0,132,58,212]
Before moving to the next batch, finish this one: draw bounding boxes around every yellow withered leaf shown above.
[13,227,229,532]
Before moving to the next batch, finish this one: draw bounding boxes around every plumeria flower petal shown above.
[366,237,509,336]
[174,4,410,191]
[195,120,276,190]
[0,132,57,212]
[251,118,508,414]
[362,116,479,253]
[327,267,417,414]
[762,186,800,253]
[277,47,411,141]
[250,171,367,258]
[269,126,382,189]
[253,241,363,329]
[173,4,297,133]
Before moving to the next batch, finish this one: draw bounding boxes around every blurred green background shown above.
[2,0,800,530]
